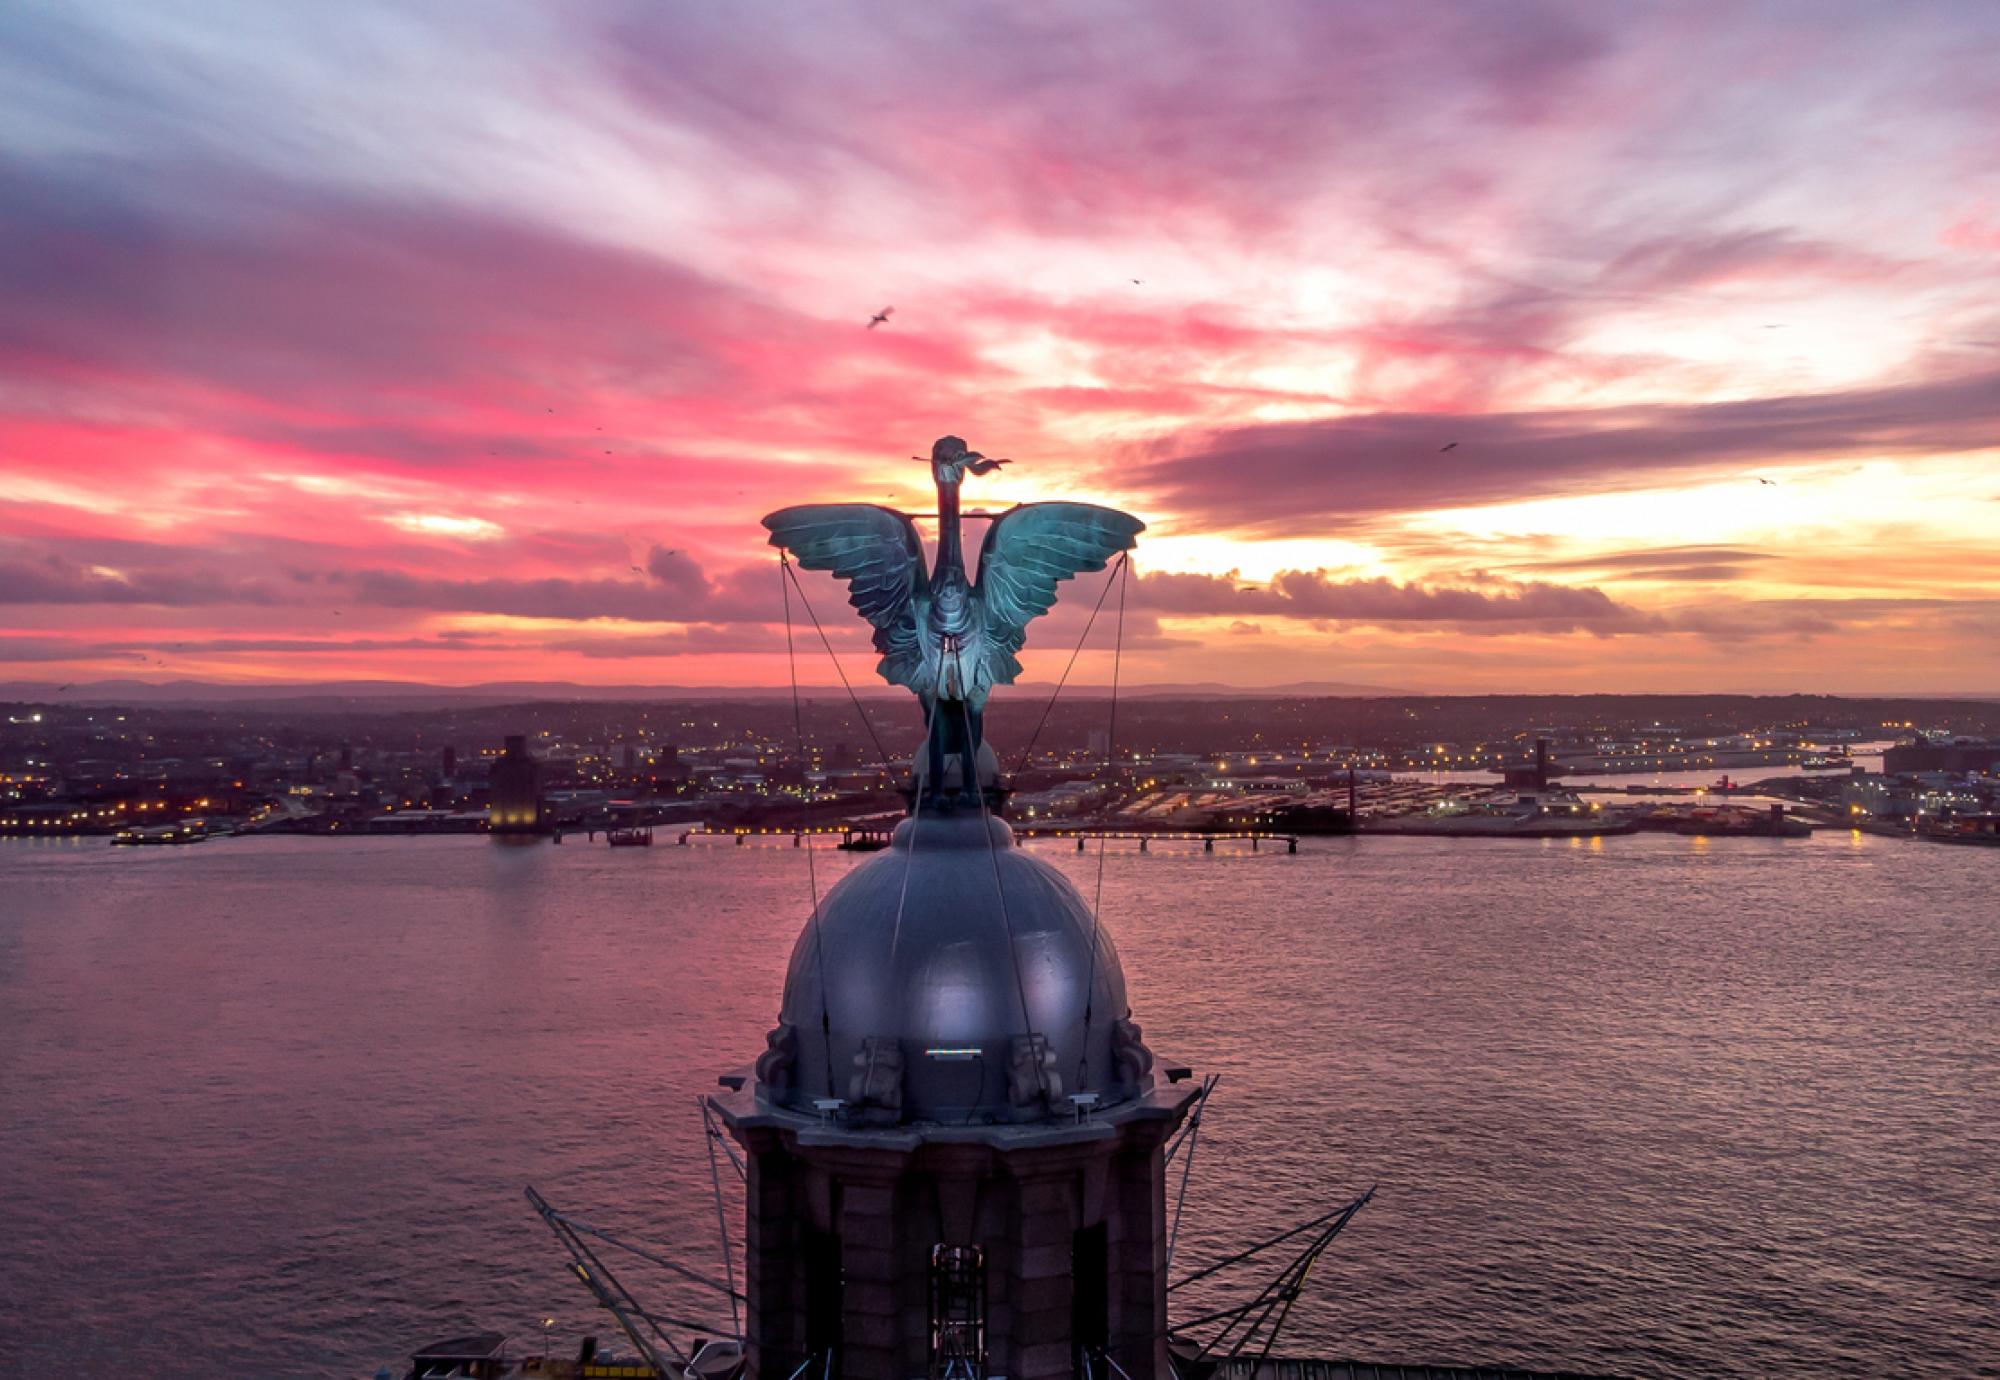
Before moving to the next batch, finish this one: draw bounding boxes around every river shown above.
[0,829,1994,1378]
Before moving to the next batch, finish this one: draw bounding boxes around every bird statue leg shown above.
[954,700,981,801]
[965,705,985,791]
[919,697,984,806]
[919,698,950,801]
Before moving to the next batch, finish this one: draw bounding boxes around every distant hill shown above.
[0,676,1409,708]
[0,678,853,709]
[4,678,1991,710]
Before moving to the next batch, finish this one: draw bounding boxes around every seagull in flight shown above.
[1756,477,1777,486]
[1439,441,1458,453]
[867,307,894,329]
[1131,279,1143,285]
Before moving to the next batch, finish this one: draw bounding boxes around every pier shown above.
[676,824,1302,853]
[1014,826,1300,853]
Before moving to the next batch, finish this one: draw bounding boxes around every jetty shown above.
[677,823,1303,853]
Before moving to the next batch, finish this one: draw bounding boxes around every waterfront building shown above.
[487,734,545,833]
[1883,737,2000,774]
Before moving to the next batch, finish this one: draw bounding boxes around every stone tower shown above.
[722,437,1187,1380]
[709,808,1199,1380]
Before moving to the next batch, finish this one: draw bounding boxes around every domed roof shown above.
[760,811,1148,1124]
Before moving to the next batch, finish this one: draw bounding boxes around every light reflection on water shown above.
[0,830,1995,1379]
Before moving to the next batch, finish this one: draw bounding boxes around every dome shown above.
[757,812,1152,1124]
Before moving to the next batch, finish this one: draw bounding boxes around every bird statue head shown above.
[925,435,1009,487]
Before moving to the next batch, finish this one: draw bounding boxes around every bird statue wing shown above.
[973,501,1144,682]
[762,504,928,691]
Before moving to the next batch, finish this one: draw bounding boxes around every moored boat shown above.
[110,820,214,846]
[1915,813,2000,846]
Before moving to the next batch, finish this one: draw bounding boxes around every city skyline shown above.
[5,3,2000,694]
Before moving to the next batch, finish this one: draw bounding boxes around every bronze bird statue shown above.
[764,436,1142,796]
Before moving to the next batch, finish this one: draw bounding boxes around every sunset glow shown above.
[5,2,1999,693]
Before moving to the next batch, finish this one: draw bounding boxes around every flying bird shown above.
[1757,477,1777,486]
[1131,279,1143,285]
[631,565,645,573]
[1439,442,1458,453]
[56,683,71,692]
[867,307,894,329]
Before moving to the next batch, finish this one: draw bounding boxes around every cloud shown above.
[1135,567,1636,630]
[646,545,712,601]
[3,3,2000,691]
[597,2,1614,241]
[1134,370,2000,533]
[1599,230,1908,295]
[0,636,145,664]
[1508,544,1780,583]
[0,147,1004,497]
[1655,596,1985,642]
[0,551,278,606]
[385,513,504,540]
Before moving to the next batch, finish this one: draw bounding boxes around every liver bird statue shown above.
[763,436,1143,802]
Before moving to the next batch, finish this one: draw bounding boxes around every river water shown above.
[1,830,1995,1379]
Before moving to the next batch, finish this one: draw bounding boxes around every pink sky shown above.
[4,2,2000,694]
